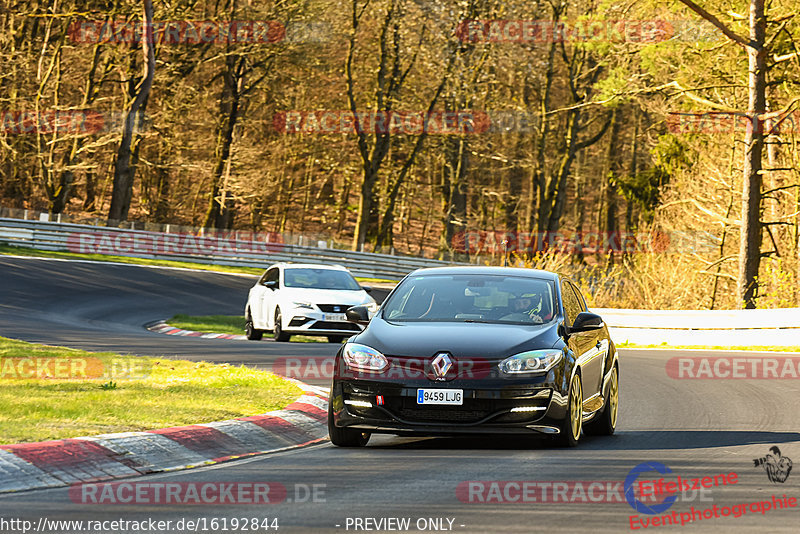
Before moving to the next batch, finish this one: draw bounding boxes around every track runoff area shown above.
[0,256,797,533]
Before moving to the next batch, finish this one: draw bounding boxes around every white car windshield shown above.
[383,274,556,324]
[283,268,362,290]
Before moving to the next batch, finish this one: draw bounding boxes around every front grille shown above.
[395,395,548,425]
[310,321,360,331]
[342,384,551,426]
[398,407,490,423]
[318,304,350,313]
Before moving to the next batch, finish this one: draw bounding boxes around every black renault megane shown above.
[328,266,619,447]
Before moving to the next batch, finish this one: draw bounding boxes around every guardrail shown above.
[595,308,800,330]
[0,218,453,280]
[595,307,800,347]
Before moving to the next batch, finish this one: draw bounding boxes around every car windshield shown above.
[283,268,362,290]
[382,274,556,324]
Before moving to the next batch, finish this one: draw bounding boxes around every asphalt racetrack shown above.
[0,256,798,533]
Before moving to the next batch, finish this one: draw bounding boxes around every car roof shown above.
[273,263,349,271]
[405,266,560,281]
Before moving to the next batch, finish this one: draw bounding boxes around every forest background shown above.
[1,0,798,310]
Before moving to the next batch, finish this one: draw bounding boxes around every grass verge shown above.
[0,243,398,284]
[165,314,328,343]
[617,342,800,352]
[0,336,303,444]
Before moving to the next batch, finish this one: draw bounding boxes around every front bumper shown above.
[330,378,570,436]
[284,309,363,336]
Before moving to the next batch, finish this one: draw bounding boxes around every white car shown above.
[245,263,377,343]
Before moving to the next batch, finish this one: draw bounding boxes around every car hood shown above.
[280,288,373,305]
[355,318,561,360]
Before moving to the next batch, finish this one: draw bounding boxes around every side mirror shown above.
[361,285,373,293]
[569,311,604,333]
[346,305,371,325]
[263,280,278,290]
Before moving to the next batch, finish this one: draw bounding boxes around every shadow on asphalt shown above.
[365,430,800,451]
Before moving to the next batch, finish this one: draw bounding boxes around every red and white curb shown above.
[0,391,328,494]
[146,320,246,340]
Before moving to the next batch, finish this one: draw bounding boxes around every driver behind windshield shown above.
[504,293,544,323]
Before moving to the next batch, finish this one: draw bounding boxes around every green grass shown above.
[168,314,247,335]
[617,341,800,352]
[352,276,397,285]
[0,336,303,444]
[165,314,328,343]
[0,243,397,284]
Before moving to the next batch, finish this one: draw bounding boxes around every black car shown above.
[328,266,619,447]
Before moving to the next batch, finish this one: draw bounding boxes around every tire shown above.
[559,373,583,447]
[273,308,291,342]
[328,402,370,447]
[327,335,345,344]
[586,365,618,436]
[245,311,263,341]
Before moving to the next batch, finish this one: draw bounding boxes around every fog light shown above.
[344,399,372,408]
[510,406,546,413]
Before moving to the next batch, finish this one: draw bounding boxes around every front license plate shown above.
[417,389,463,405]
[324,313,347,322]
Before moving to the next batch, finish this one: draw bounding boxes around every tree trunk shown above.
[203,56,242,229]
[439,136,468,260]
[738,0,766,308]
[107,0,155,223]
[531,29,559,234]
[545,107,582,233]
[504,136,525,233]
[352,163,380,251]
[603,108,621,271]
[675,0,767,308]
[83,168,96,211]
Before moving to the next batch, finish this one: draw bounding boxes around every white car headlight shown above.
[499,349,562,374]
[292,301,314,310]
[343,343,389,372]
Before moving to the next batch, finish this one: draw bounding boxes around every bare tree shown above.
[107,0,155,223]
[674,0,767,308]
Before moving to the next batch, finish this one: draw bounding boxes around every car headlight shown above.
[292,301,314,310]
[342,343,389,372]
[499,349,562,374]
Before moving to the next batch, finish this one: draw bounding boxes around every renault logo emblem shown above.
[431,353,453,380]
